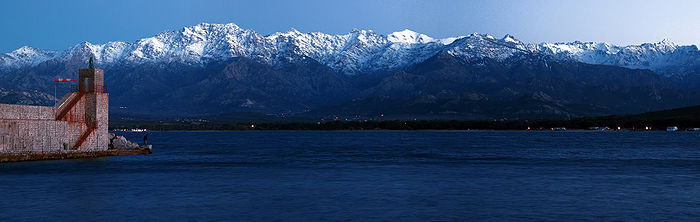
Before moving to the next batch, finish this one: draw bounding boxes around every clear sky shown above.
[1,0,699,52]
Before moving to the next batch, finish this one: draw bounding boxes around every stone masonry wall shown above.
[0,104,55,120]
[0,93,109,153]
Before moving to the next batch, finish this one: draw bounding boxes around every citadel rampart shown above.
[0,67,149,162]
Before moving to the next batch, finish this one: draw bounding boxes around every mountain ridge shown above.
[3,22,699,78]
[1,22,700,119]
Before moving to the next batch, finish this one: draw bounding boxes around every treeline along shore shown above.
[110,105,700,131]
[111,116,700,131]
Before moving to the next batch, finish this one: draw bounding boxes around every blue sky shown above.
[1,0,699,52]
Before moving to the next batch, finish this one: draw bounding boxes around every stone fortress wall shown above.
[0,68,109,153]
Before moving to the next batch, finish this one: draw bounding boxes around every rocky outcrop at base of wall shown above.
[109,133,143,150]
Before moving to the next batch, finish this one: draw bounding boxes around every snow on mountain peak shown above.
[436,36,463,45]
[387,29,435,44]
[13,46,40,54]
[502,34,520,43]
[535,38,700,75]
[0,46,58,71]
[446,33,529,62]
[660,38,673,45]
[287,28,301,34]
[648,39,677,53]
[2,22,700,77]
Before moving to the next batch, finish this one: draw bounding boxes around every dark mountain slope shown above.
[153,57,359,115]
[629,105,700,120]
[315,52,700,119]
[0,88,54,106]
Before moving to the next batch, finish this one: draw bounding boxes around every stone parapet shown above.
[0,104,55,120]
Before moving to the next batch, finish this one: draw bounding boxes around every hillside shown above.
[629,105,700,119]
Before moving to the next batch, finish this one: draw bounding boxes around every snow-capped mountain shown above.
[0,46,58,72]
[1,22,699,118]
[536,40,700,76]
[445,33,530,62]
[0,23,451,75]
[2,22,699,78]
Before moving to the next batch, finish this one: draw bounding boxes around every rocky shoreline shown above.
[109,133,147,150]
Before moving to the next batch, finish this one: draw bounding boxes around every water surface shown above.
[1,131,699,221]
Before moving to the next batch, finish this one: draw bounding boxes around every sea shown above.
[1,131,699,221]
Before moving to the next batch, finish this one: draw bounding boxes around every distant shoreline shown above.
[110,104,700,132]
[109,129,700,133]
[110,118,700,132]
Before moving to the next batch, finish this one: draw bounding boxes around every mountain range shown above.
[1,23,699,120]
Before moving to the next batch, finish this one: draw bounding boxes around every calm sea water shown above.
[1,131,700,221]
